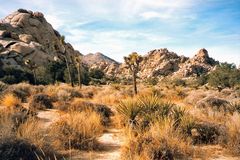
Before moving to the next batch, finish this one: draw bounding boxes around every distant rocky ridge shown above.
[0,9,219,80]
[82,52,120,76]
[115,48,218,79]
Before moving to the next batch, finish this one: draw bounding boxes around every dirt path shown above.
[37,109,124,160]
[193,145,240,160]
[37,109,62,128]
[71,128,124,160]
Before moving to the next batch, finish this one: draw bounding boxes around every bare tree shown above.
[124,52,143,95]
[74,55,82,88]
[59,36,74,87]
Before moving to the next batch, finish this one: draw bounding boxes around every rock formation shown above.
[175,48,218,77]
[0,9,79,69]
[82,52,120,76]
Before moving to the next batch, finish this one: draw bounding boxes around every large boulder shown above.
[0,9,80,69]
[196,96,232,113]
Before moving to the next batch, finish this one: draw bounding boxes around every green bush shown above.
[0,67,34,84]
[145,77,158,86]
[89,68,105,79]
[208,63,240,88]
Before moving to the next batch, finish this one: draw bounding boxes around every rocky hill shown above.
[0,9,80,69]
[117,48,218,79]
[82,52,120,76]
[0,9,219,80]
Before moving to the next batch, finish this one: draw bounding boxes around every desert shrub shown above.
[0,110,15,138]
[196,96,233,113]
[0,138,49,160]
[3,83,33,102]
[150,87,164,98]
[182,121,226,145]
[0,118,60,160]
[208,62,240,88]
[29,94,53,110]
[0,110,58,159]
[171,78,186,87]
[0,81,8,93]
[48,111,103,150]
[89,68,105,79]
[122,120,193,160]
[34,66,52,85]
[46,61,66,84]
[0,67,34,84]
[231,102,240,113]
[224,113,240,155]
[0,94,21,108]
[69,99,113,125]
[196,74,208,86]
[117,96,186,131]
[117,98,142,127]
[145,77,159,86]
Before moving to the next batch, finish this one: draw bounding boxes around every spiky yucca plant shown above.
[117,98,142,126]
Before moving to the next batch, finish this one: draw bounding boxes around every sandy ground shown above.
[71,128,124,160]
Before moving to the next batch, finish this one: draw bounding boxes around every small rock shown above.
[10,42,34,55]
[19,34,32,43]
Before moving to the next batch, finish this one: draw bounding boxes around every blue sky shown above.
[1,0,240,65]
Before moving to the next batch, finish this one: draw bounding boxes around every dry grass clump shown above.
[64,98,114,125]
[118,95,194,159]
[29,93,53,110]
[92,85,132,106]
[48,111,103,150]
[0,81,8,93]
[0,111,60,159]
[224,113,240,155]
[0,138,53,160]
[3,83,33,102]
[0,94,21,108]
[122,120,193,160]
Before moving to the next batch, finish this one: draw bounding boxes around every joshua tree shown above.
[74,55,82,88]
[24,59,37,85]
[59,35,74,87]
[124,52,143,95]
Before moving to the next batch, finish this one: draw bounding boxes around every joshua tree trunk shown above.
[64,55,74,87]
[77,63,82,88]
[133,71,137,95]
[32,69,37,85]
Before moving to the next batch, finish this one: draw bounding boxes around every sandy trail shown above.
[72,128,124,160]
[37,109,61,128]
[37,109,124,160]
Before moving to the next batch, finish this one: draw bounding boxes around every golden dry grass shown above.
[0,94,21,108]
[48,110,104,150]
[122,119,193,160]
